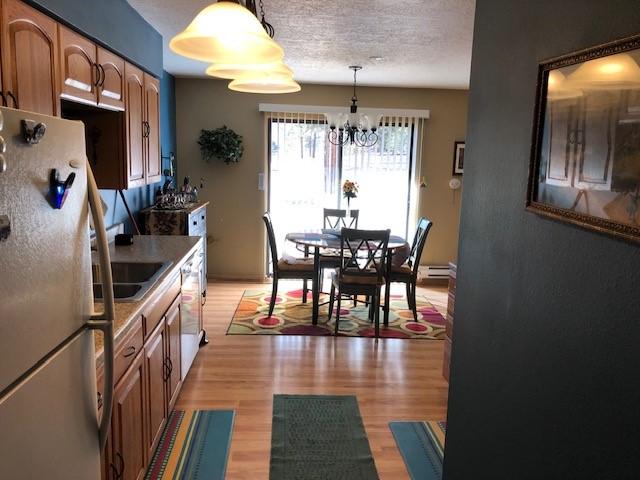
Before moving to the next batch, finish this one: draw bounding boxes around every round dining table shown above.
[285,231,408,324]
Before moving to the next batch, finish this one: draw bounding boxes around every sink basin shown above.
[93,283,142,300]
[92,261,170,284]
[92,261,173,303]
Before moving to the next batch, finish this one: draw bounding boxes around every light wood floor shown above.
[175,280,450,480]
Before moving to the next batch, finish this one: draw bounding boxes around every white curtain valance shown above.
[258,103,430,123]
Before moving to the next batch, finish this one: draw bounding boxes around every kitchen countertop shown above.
[93,235,201,365]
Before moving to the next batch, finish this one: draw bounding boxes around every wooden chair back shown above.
[323,208,359,229]
[408,217,433,277]
[339,228,390,284]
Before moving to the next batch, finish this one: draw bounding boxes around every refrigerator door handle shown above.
[85,162,115,452]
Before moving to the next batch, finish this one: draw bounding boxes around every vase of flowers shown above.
[342,179,358,214]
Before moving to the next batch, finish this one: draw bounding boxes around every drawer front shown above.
[143,273,181,338]
[114,316,144,384]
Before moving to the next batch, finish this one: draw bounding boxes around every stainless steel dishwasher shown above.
[180,246,203,376]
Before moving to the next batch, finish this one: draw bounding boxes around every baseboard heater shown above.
[418,265,450,280]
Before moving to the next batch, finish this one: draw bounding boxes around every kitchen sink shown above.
[92,261,171,284]
[93,283,142,300]
[92,261,173,303]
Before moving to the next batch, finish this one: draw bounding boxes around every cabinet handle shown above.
[122,345,136,358]
[6,91,18,109]
[116,452,125,480]
[167,357,173,374]
[98,64,106,87]
[109,462,119,480]
[97,391,103,409]
[145,121,151,137]
[201,215,205,220]
[162,359,170,382]
[93,63,100,87]
[0,92,6,107]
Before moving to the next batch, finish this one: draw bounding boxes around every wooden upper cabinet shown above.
[125,62,145,188]
[144,73,161,184]
[97,46,125,111]
[58,25,96,105]
[1,0,60,115]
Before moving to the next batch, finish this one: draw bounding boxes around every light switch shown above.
[258,172,265,191]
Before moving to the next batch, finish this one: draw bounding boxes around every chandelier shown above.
[327,66,378,147]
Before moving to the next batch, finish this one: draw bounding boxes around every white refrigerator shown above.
[0,107,115,479]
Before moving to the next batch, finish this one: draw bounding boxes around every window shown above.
[267,113,417,265]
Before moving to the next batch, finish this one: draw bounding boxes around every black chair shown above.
[385,217,433,322]
[321,208,360,303]
[262,213,315,317]
[323,208,359,229]
[328,228,390,337]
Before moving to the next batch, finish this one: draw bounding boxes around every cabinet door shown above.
[58,25,97,105]
[144,319,167,461]
[1,0,60,115]
[166,299,182,411]
[144,74,161,184]
[98,47,125,111]
[112,352,147,480]
[124,62,145,188]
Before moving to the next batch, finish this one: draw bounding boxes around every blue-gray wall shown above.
[29,0,162,76]
[29,1,175,232]
[444,1,640,478]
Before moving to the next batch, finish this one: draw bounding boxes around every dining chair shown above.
[385,217,433,322]
[262,213,315,317]
[323,208,359,229]
[328,228,390,337]
[320,208,360,302]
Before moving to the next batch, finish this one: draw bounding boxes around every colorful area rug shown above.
[389,421,446,480]
[228,288,446,339]
[145,410,234,480]
[270,394,379,480]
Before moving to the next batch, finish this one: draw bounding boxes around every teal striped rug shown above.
[146,410,234,480]
[389,421,446,480]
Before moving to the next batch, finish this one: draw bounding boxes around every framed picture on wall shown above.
[453,141,465,175]
[527,33,640,243]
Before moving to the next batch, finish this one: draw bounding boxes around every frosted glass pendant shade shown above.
[228,73,301,94]
[567,53,640,90]
[169,2,284,64]
[206,61,293,80]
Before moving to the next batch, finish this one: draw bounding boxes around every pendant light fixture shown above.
[169,1,282,64]
[327,66,378,147]
[171,0,300,94]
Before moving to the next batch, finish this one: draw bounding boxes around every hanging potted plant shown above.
[198,125,244,164]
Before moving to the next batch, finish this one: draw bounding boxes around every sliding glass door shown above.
[268,114,416,263]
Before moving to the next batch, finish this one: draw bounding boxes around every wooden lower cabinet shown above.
[145,320,167,461]
[112,351,147,480]
[102,293,183,480]
[166,300,182,411]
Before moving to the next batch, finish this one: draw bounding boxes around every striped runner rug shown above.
[145,410,235,480]
[389,421,446,480]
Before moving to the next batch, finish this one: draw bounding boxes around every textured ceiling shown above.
[128,0,475,89]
